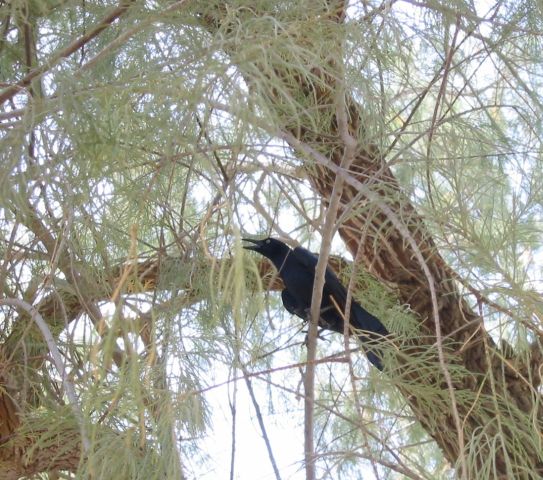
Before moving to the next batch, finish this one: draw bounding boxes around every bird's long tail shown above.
[350,302,388,371]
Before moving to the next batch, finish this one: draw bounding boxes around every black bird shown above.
[243,237,388,370]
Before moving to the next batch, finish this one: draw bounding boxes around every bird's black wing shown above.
[281,289,305,319]
[290,246,351,309]
[292,246,388,371]
[292,247,387,331]
[291,246,362,328]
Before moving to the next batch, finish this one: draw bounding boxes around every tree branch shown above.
[0,297,90,452]
[0,0,135,106]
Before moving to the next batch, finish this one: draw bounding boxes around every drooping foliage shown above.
[0,1,542,478]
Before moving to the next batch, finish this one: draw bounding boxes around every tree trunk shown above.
[0,364,81,478]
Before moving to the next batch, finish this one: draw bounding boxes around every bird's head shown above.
[242,237,291,267]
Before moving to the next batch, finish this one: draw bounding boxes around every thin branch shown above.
[228,369,237,480]
[336,98,382,480]
[304,86,359,480]
[425,15,462,213]
[240,363,283,480]
[257,376,426,480]
[0,297,90,452]
[279,128,467,473]
[76,0,191,74]
[0,0,135,106]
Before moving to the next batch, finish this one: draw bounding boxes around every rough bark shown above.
[1,351,80,477]
[0,254,196,477]
[0,243,355,477]
[0,243,298,478]
[1,2,542,477]
[0,423,81,480]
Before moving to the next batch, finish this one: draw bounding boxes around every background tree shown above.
[0,0,542,479]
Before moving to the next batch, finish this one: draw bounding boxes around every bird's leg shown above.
[302,325,330,346]
[302,305,334,321]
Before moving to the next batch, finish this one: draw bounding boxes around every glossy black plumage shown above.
[243,237,388,370]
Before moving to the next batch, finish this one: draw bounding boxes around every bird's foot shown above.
[302,327,329,346]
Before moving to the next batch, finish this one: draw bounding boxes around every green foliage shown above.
[0,0,542,478]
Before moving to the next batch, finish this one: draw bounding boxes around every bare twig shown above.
[425,15,462,212]
[240,363,283,480]
[304,88,359,480]
[0,1,135,106]
[279,128,467,477]
[228,369,237,480]
[335,99,382,480]
[0,297,90,452]
[258,376,427,480]
[76,0,191,74]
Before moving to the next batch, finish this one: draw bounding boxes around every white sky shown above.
[6,0,541,477]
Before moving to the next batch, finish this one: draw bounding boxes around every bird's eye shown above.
[266,239,271,244]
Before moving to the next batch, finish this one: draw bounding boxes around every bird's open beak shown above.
[242,238,263,252]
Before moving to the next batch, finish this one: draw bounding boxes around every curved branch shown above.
[0,297,89,452]
[0,1,135,106]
